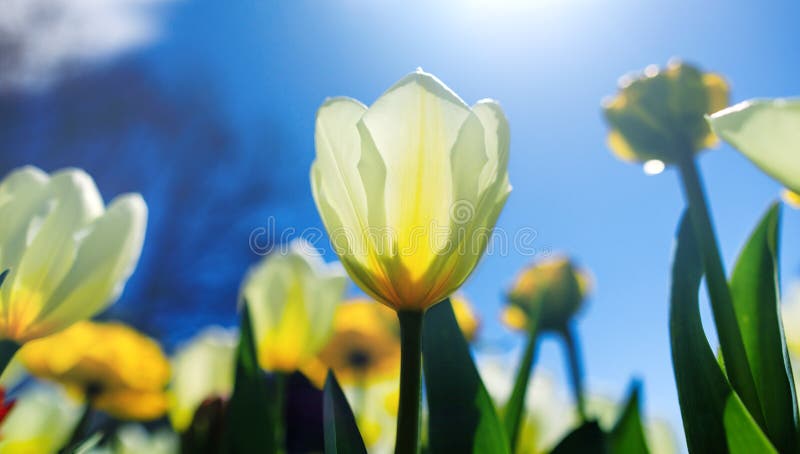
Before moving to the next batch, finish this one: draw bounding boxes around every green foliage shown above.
[729,202,797,451]
[669,212,776,453]
[503,299,542,450]
[608,382,649,454]
[550,421,607,454]
[423,299,510,454]
[323,372,367,454]
[224,303,277,453]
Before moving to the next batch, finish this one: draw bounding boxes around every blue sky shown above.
[8,0,799,446]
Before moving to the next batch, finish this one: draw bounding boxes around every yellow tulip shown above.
[503,256,591,332]
[603,60,729,166]
[311,69,511,312]
[450,293,480,342]
[20,321,170,421]
[0,166,147,344]
[168,327,237,432]
[241,239,346,373]
[0,384,82,454]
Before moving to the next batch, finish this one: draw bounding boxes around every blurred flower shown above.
[503,256,591,332]
[603,60,729,165]
[21,321,169,421]
[708,98,800,194]
[479,359,677,453]
[0,384,82,453]
[168,327,237,432]
[241,239,346,373]
[344,378,400,454]
[782,190,800,209]
[451,293,480,342]
[87,424,178,454]
[0,166,147,344]
[313,299,401,386]
[311,68,511,312]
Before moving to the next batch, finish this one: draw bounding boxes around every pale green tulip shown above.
[0,166,147,343]
[708,98,800,193]
[168,327,237,432]
[0,384,82,454]
[240,239,346,372]
[311,69,511,312]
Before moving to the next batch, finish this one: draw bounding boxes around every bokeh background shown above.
[2,0,798,449]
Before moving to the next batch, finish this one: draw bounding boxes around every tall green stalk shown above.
[395,310,423,454]
[676,154,764,425]
[504,317,541,451]
[562,323,586,421]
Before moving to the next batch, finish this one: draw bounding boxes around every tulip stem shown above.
[0,339,19,377]
[395,310,423,454]
[504,317,541,452]
[273,372,288,453]
[62,388,98,453]
[676,155,764,425]
[561,323,587,421]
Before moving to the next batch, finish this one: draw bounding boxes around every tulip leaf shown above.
[608,381,649,454]
[550,421,607,454]
[224,302,277,453]
[423,299,510,454]
[728,202,798,451]
[670,212,775,453]
[708,99,800,193]
[323,371,367,454]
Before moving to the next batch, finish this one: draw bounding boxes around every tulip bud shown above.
[503,257,591,332]
[602,60,729,166]
[240,239,346,373]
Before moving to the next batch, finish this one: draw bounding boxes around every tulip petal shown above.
[3,169,104,340]
[361,70,471,279]
[33,194,146,339]
[0,166,50,302]
[472,100,510,196]
[708,99,800,193]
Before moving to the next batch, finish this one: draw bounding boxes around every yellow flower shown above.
[315,299,401,386]
[0,384,82,454]
[0,166,147,343]
[20,321,169,421]
[783,189,800,209]
[167,327,236,432]
[503,256,591,332]
[241,239,346,373]
[311,69,511,312]
[603,60,729,165]
[451,293,480,342]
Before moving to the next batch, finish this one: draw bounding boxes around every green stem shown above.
[676,155,764,425]
[273,372,288,454]
[395,310,423,454]
[561,323,587,421]
[505,318,541,452]
[0,339,19,377]
[62,390,96,453]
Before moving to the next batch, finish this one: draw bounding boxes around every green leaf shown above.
[550,421,607,454]
[669,212,776,453]
[723,394,778,454]
[729,202,798,451]
[224,302,277,453]
[608,381,649,454]
[503,300,542,450]
[323,371,368,454]
[708,99,800,193]
[423,299,510,454]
